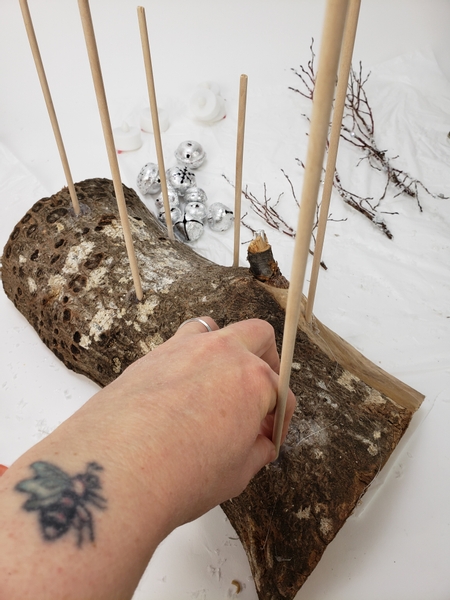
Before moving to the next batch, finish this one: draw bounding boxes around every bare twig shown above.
[290,41,448,231]
[223,173,329,270]
[296,157,393,239]
[289,39,316,100]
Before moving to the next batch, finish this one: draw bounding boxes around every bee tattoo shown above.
[15,461,107,546]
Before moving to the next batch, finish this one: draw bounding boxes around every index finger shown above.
[220,319,280,374]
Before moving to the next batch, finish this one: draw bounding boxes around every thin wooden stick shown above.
[272,0,350,456]
[305,0,361,323]
[137,6,174,241]
[78,0,143,301]
[233,74,248,268]
[19,0,80,216]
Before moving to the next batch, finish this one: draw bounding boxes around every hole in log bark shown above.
[70,344,80,355]
[62,296,69,304]
[82,227,90,235]
[17,287,22,296]
[32,202,43,212]
[73,331,81,343]
[97,333,107,346]
[11,227,20,240]
[54,239,65,248]
[30,249,39,261]
[63,309,71,322]
[84,253,103,270]
[46,208,68,224]
[54,328,59,335]
[5,245,11,259]
[94,214,115,232]
[26,224,37,237]
[69,275,87,293]
[21,213,31,224]
[50,254,61,265]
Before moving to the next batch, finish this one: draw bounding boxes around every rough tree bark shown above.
[1,179,423,599]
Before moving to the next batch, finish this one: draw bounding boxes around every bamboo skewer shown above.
[19,0,80,216]
[305,0,361,323]
[233,74,248,268]
[137,6,174,241]
[272,0,350,456]
[78,0,143,301]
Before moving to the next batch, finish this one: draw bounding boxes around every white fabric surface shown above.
[1,1,450,598]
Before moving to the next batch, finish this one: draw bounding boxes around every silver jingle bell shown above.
[207,202,234,232]
[185,201,207,223]
[184,186,208,204]
[166,165,196,196]
[175,217,205,243]
[158,205,183,226]
[137,162,161,195]
[154,186,179,210]
[174,140,206,169]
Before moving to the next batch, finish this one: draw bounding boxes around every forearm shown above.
[0,388,175,600]
[0,318,295,599]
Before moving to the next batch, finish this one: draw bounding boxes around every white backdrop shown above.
[1,1,450,598]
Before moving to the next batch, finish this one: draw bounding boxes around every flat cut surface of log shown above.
[2,179,415,599]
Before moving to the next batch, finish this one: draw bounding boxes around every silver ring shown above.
[178,317,212,333]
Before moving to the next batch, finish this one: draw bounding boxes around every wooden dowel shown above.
[233,74,248,268]
[78,0,143,301]
[272,0,350,456]
[19,0,80,216]
[137,6,174,241]
[305,0,361,323]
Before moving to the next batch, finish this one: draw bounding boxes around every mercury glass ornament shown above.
[185,201,207,223]
[207,202,234,232]
[137,162,161,195]
[184,186,208,204]
[166,165,196,196]
[158,206,183,226]
[154,186,179,210]
[174,140,206,169]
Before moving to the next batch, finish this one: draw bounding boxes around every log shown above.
[1,179,423,599]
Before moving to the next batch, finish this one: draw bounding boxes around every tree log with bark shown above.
[1,178,423,599]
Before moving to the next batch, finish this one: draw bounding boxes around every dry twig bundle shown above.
[290,41,448,238]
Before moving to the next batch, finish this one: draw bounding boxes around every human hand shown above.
[93,317,296,527]
[0,318,296,600]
